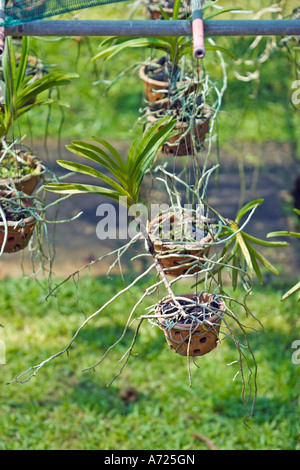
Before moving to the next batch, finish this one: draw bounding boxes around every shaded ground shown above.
[0,138,299,284]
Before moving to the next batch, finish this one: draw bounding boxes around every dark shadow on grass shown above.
[70,377,147,417]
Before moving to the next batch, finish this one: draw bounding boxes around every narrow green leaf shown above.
[245,240,263,285]
[205,45,237,60]
[250,246,279,275]
[235,199,264,224]
[267,230,300,239]
[172,0,181,20]
[56,160,128,196]
[91,136,126,171]
[159,6,170,20]
[92,38,167,62]
[243,231,290,246]
[66,142,127,187]
[235,231,253,274]
[130,117,175,177]
[281,281,300,301]
[205,7,244,20]
[44,183,122,202]
[16,72,78,109]
[231,249,240,290]
[16,36,29,91]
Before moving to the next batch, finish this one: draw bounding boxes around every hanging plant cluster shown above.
[0,36,78,255]
[8,1,293,425]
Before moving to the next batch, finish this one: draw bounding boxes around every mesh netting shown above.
[4,0,130,26]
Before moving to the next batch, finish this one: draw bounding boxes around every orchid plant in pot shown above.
[0,189,40,254]
[44,116,179,284]
[11,117,286,424]
[43,116,228,360]
[0,36,78,255]
[0,36,78,195]
[92,1,236,107]
[43,116,288,339]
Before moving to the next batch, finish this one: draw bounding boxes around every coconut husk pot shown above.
[0,190,39,253]
[156,292,225,356]
[148,211,212,276]
[146,106,212,156]
[139,59,197,104]
[162,114,211,156]
[0,152,44,195]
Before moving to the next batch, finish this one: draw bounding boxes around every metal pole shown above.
[5,20,300,38]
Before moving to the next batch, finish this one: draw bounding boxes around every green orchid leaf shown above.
[250,246,279,275]
[159,6,170,20]
[16,36,29,91]
[90,137,126,171]
[56,160,128,196]
[15,99,70,119]
[44,182,123,202]
[92,38,167,62]
[205,45,237,60]
[0,37,77,140]
[235,199,264,224]
[281,281,300,301]
[243,231,290,246]
[231,248,240,290]
[245,240,264,285]
[235,231,253,274]
[16,71,79,109]
[172,0,181,20]
[267,230,300,239]
[65,142,127,186]
[205,7,243,20]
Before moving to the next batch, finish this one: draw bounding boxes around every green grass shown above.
[0,275,299,450]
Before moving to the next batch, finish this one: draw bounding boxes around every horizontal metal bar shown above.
[5,19,300,38]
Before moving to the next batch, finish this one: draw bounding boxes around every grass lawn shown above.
[0,275,299,450]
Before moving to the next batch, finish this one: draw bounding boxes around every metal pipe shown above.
[5,19,300,38]
[191,0,205,59]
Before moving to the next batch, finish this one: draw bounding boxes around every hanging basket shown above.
[148,211,212,276]
[139,59,197,104]
[0,151,45,195]
[161,113,211,156]
[145,105,212,156]
[156,292,225,356]
[0,190,39,253]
